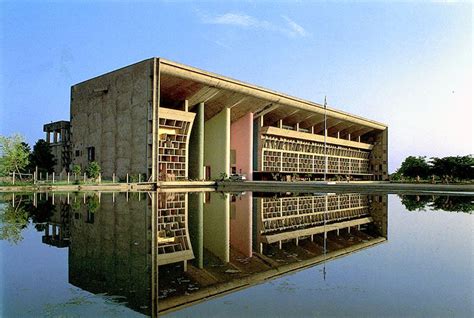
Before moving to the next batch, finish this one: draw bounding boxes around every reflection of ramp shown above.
[157,192,194,265]
[159,237,386,315]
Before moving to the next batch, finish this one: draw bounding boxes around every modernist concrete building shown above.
[43,121,71,174]
[70,58,388,181]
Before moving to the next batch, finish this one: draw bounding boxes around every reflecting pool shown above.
[0,191,472,317]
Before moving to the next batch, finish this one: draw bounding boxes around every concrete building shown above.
[70,58,388,181]
[43,121,71,173]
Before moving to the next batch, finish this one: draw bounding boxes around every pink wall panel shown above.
[230,112,253,180]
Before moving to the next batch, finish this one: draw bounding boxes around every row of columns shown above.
[45,128,68,143]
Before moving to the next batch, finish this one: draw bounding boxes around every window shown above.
[87,147,95,162]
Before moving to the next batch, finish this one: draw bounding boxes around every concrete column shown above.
[357,136,361,142]
[46,131,50,143]
[204,107,230,180]
[53,131,58,143]
[337,131,340,139]
[253,117,261,172]
[295,123,299,131]
[189,103,204,180]
[311,126,314,134]
[278,119,283,128]
[347,133,351,141]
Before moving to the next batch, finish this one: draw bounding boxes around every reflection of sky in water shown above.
[0,193,472,317]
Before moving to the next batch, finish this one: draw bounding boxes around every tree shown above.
[398,156,431,180]
[29,139,56,174]
[0,134,30,177]
[85,161,101,179]
[430,156,473,181]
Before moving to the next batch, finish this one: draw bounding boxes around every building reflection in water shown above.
[28,190,388,317]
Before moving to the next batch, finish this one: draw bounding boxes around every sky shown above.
[0,0,472,172]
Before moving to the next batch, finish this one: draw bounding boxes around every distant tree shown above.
[85,161,101,179]
[29,139,56,174]
[430,156,473,181]
[398,156,431,180]
[0,134,30,177]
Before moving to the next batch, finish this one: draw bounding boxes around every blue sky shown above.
[0,1,471,172]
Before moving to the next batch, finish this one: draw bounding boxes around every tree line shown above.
[0,134,56,177]
[392,155,473,183]
[0,134,101,181]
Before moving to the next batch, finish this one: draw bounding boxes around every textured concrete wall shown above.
[204,108,230,180]
[369,128,388,181]
[203,192,229,263]
[230,193,252,257]
[69,192,151,315]
[71,60,151,179]
[230,112,253,180]
[50,144,64,173]
[189,103,204,180]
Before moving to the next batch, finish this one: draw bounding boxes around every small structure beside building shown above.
[43,120,71,173]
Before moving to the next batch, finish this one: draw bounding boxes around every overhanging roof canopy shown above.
[158,58,387,136]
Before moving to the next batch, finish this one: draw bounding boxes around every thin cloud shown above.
[282,15,308,37]
[200,11,308,38]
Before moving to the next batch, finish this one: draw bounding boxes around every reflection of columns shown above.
[230,193,253,257]
[203,192,230,262]
[188,192,204,268]
[151,192,158,318]
[189,102,204,180]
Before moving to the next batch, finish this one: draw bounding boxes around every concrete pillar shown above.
[253,118,261,172]
[189,103,205,180]
[348,133,351,141]
[337,131,340,139]
[278,119,283,128]
[357,136,361,142]
[46,131,50,143]
[204,107,230,180]
[295,123,299,131]
[311,126,314,134]
[53,131,58,143]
